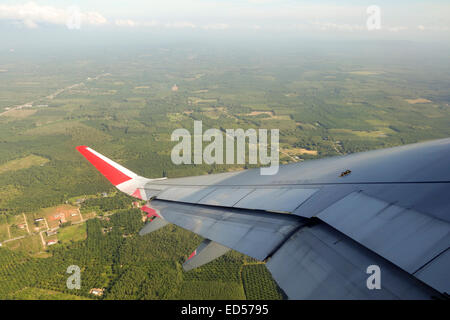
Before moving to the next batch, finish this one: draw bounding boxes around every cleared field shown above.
[281,147,318,156]
[1,109,37,119]
[260,115,291,121]
[39,205,81,229]
[7,214,28,238]
[167,113,187,122]
[3,234,42,254]
[247,111,274,117]
[243,111,292,120]
[405,98,432,104]
[58,223,87,243]
[0,155,49,175]
[329,128,390,138]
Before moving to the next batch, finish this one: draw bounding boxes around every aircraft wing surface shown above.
[76,138,450,299]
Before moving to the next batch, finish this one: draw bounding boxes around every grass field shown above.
[405,98,432,104]
[0,155,49,175]
[7,215,28,238]
[1,109,37,119]
[58,223,87,244]
[328,128,390,139]
[3,234,42,254]
[281,147,318,156]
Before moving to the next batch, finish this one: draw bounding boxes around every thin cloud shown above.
[164,21,196,29]
[417,25,449,31]
[114,19,229,30]
[0,0,448,38]
[385,26,408,32]
[115,19,137,27]
[311,22,365,32]
[0,1,107,28]
[201,23,229,30]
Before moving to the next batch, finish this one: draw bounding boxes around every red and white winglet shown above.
[76,146,162,200]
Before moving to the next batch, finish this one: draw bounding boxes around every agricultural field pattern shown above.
[0,40,449,299]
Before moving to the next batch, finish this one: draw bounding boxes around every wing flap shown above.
[157,186,216,203]
[234,187,318,212]
[149,199,305,261]
[414,249,450,294]
[182,239,231,271]
[317,191,450,274]
[266,223,441,299]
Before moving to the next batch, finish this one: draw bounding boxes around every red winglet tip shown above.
[76,146,132,186]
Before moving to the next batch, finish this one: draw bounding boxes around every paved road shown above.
[0,73,111,117]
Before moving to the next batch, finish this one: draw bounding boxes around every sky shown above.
[0,1,449,43]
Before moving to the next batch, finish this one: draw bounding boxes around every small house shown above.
[89,288,104,296]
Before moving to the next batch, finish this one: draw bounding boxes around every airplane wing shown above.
[76,138,450,299]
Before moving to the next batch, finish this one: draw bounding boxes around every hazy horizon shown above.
[1,1,450,44]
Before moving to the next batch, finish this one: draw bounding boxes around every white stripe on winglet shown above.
[86,147,138,179]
